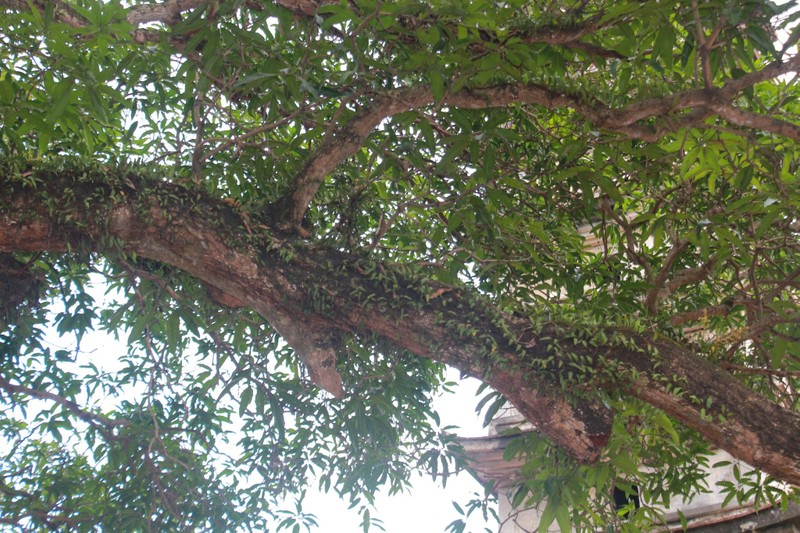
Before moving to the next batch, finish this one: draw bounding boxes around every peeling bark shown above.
[2,167,800,485]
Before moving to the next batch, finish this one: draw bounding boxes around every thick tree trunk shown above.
[1,165,799,485]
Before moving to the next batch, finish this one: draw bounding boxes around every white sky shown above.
[300,370,492,532]
[8,275,496,532]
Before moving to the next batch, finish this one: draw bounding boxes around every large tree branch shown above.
[278,69,800,228]
[277,83,652,228]
[2,163,800,485]
[0,165,612,462]
[0,374,126,436]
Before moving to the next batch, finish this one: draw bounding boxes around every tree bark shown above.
[2,164,799,486]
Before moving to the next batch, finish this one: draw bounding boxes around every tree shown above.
[1,0,799,529]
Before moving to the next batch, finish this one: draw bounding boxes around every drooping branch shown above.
[1,0,178,46]
[519,11,611,45]
[0,374,126,436]
[2,163,800,485]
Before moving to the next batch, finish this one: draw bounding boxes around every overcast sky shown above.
[301,371,494,532]
[11,275,496,532]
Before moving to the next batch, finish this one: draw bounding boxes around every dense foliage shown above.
[1,0,799,530]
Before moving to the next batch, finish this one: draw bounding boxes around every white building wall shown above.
[493,449,771,532]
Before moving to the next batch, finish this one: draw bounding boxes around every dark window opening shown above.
[613,484,640,517]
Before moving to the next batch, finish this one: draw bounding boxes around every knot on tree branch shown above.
[268,314,345,398]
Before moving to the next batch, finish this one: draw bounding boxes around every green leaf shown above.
[746,24,778,60]
[653,25,675,70]
[321,8,355,30]
[239,386,253,416]
[537,499,557,533]
[24,0,43,26]
[754,208,780,240]
[0,78,14,105]
[611,453,638,476]
[362,508,371,533]
[45,78,75,123]
[416,25,440,46]
[555,502,570,532]
[430,69,446,103]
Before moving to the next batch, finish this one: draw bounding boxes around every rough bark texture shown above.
[1,166,800,485]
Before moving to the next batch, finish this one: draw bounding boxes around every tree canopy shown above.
[1,0,800,530]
